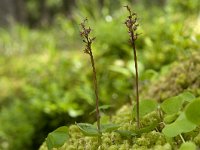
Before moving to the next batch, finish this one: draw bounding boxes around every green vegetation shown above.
[40,92,200,150]
[0,0,200,150]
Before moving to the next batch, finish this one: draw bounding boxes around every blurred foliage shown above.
[166,0,200,14]
[0,0,200,150]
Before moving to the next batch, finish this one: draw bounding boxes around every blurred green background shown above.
[0,0,199,149]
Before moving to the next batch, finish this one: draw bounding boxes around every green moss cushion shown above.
[142,51,200,102]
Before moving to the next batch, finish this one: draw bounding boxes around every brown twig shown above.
[124,5,140,128]
[80,18,101,132]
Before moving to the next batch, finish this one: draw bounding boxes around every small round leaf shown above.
[179,141,196,150]
[162,113,196,137]
[178,92,195,102]
[161,95,183,114]
[133,99,157,117]
[46,126,69,150]
[164,113,178,124]
[185,99,200,125]
[76,123,100,136]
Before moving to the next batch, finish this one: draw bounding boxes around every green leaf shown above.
[161,92,195,115]
[76,123,100,136]
[178,92,195,102]
[46,126,69,150]
[135,121,158,135]
[133,100,157,117]
[164,113,179,124]
[115,130,137,138]
[185,99,200,125]
[68,109,83,117]
[99,105,113,110]
[116,122,158,138]
[89,105,113,115]
[162,113,196,137]
[162,123,181,138]
[101,124,120,133]
[161,95,183,114]
[109,65,131,77]
[179,141,196,150]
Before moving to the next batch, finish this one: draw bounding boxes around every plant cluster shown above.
[0,1,199,150]
[41,5,200,150]
[42,92,200,150]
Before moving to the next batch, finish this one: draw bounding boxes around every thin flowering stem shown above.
[80,18,101,132]
[124,5,140,129]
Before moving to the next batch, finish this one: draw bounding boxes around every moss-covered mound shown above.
[39,104,200,150]
[40,105,171,150]
[142,51,200,102]
[39,51,200,150]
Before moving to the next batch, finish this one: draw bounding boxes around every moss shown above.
[141,51,200,102]
[39,105,168,150]
[39,104,200,150]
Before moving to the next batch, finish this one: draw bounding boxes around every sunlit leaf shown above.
[179,141,196,150]
[68,109,83,117]
[161,92,195,115]
[109,65,131,77]
[164,113,178,124]
[162,113,196,137]
[101,124,120,132]
[185,99,200,125]
[46,126,69,150]
[133,100,157,117]
[161,95,183,114]
[76,123,100,136]
[178,92,195,102]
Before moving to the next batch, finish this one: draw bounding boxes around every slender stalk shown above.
[131,39,140,129]
[88,49,101,132]
[179,134,186,143]
[124,6,140,128]
[80,19,101,132]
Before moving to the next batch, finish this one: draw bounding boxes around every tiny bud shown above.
[135,23,139,27]
[126,20,133,28]
[132,12,137,16]
[91,37,96,41]
[133,34,138,40]
[85,28,91,35]
[80,31,84,37]
[133,18,137,24]
[80,23,84,28]
[84,48,89,54]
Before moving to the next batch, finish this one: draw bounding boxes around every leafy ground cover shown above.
[0,1,199,150]
[39,51,200,150]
